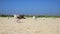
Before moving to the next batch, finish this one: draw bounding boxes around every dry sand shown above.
[0,17,60,34]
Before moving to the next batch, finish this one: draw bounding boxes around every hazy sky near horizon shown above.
[0,0,60,16]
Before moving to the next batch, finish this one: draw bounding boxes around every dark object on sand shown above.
[16,15,26,23]
[17,15,26,19]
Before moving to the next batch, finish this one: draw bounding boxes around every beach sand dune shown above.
[0,17,60,34]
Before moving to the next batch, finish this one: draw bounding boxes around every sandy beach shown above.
[0,17,60,34]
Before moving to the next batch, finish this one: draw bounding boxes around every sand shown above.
[0,17,60,34]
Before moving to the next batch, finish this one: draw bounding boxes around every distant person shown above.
[33,16,36,19]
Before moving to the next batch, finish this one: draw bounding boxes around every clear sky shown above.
[0,0,60,16]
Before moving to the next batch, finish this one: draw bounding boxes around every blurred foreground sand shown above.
[0,17,60,34]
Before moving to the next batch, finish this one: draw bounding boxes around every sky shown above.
[0,0,60,16]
